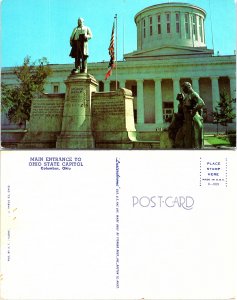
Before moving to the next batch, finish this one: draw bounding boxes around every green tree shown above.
[1,56,52,125]
[212,90,236,134]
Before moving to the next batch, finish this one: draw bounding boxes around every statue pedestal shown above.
[56,73,98,149]
[92,88,137,149]
[17,94,65,149]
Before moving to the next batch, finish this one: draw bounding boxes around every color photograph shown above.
[1,0,236,149]
[1,1,236,300]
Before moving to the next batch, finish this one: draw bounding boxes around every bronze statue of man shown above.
[181,82,205,149]
[69,18,92,73]
[168,93,185,148]
[168,82,205,149]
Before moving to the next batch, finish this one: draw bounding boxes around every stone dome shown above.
[134,2,207,51]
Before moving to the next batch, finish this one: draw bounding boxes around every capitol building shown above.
[2,2,236,136]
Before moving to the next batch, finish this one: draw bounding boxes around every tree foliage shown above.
[212,90,236,132]
[1,56,52,125]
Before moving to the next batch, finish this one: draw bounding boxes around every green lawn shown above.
[205,135,231,147]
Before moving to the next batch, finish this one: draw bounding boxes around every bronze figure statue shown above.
[69,18,92,73]
[168,82,205,149]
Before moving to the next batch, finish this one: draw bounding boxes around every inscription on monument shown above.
[91,89,137,148]
[31,100,63,118]
[93,98,125,116]
[69,87,86,102]
[65,87,88,111]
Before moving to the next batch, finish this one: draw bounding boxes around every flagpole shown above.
[104,15,117,82]
[123,18,125,61]
[115,14,118,90]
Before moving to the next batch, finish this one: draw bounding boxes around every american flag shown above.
[105,21,115,80]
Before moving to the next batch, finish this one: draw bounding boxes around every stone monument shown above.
[16,17,159,150]
[56,73,98,149]
[17,94,64,148]
[92,88,137,149]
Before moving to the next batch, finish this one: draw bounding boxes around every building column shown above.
[173,78,180,113]
[211,76,220,112]
[136,79,144,125]
[119,80,126,88]
[104,80,110,92]
[192,77,199,94]
[154,78,163,125]
[229,76,236,100]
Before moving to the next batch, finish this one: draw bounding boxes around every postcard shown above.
[1,0,236,299]
[1,149,236,299]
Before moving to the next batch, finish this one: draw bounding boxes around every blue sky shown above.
[1,0,236,67]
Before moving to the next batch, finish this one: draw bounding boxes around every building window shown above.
[192,14,197,40]
[166,13,171,33]
[131,85,137,97]
[149,16,153,36]
[110,81,120,91]
[185,13,190,38]
[163,108,174,122]
[199,16,203,42]
[175,12,180,33]
[143,19,146,38]
[99,81,104,92]
[157,14,161,34]
[134,109,137,123]
[53,85,59,93]
[163,102,174,122]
